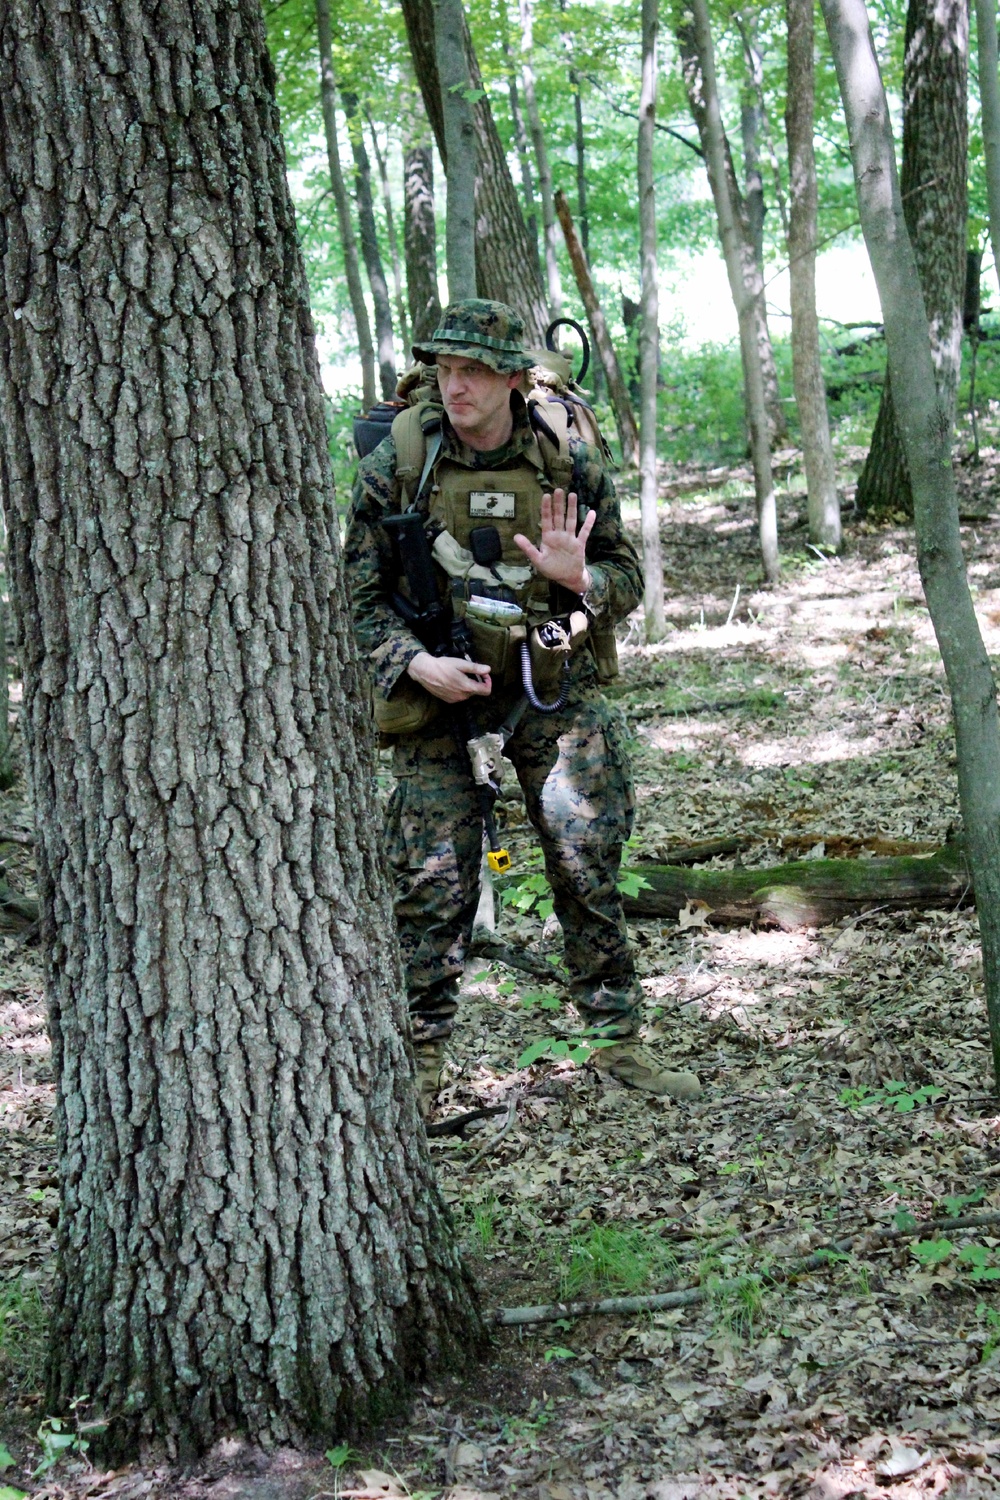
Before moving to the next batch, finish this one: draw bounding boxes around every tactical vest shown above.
[390,397,619,692]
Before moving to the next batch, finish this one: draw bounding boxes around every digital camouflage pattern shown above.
[411,298,537,373]
[387,676,642,1040]
[344,380,644,1040]
[345,391,641,704]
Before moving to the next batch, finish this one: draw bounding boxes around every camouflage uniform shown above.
[344,302,645,1043]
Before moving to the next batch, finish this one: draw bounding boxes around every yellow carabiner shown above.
[487,848,512,874]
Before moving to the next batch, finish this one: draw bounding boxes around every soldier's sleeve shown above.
[574,442,644,626]
[343,436,427,700]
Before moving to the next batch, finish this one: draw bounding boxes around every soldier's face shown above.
[436,355,520,444]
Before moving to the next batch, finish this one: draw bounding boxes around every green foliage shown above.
[709,1273,768,1344]
[557,1222,678,1299]
[977,1303,1000,1362]
[325,1443,359,1469]
[543,1345,575,1362]
[33,1406,102,1479]
[839,1080,946,1113]
[517,1034,617,1068]
[0,1279,48,1393]
[0,1449,13,1474]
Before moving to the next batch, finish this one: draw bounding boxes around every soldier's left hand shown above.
[513,488,595,595]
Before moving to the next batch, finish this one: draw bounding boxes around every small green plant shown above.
[517,1034,618,1068]
[500,1397,553,1448]
[33,1401,102,1479]
[469,1195,499,1253]
[958,1244,1000,1282]
[543,1346,575,1363]
[942,1189,985,1216]
[0,1449,13,1473]
[839,1080,946,1113]
[709,1273,767,1343]
[501,871,553,920]
[325,1443,359,1469]
[911,1238,953,1268]
[0,1279,48,1393]
[519,986,562,1013]
[0,1487,27,1500]
[558,1223,678,1300]
[977,1303,1000,1361]
[618,868,652,900]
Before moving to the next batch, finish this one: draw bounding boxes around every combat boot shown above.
[414,1038,446,1116]
[591,1042,702,1101]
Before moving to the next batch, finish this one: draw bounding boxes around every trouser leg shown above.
[385,729,483,1041]
[509,685,642,1037]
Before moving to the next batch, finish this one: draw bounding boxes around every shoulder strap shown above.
[528,394,574,493]
[391,401,443,510]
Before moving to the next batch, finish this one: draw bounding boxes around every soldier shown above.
[344,299,701,1110]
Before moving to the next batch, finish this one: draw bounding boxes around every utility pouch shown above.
[372,677,440,738]
[529,611,589,692]
[461,608,527,688]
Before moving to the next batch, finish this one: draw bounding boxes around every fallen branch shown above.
[426,1105,505,1139]
[620,842,970,928]
[465,1090,519,1171]
[0,829,34,847]
[492,1209,1000,1326]
[467,934,558,980]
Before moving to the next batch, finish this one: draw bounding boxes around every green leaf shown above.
[893,1209,918,1231]
[537,898,555,919]
[0,1487,27,1500]
[0,1448,13,1473]
[543,1346,575,1362]
[618,870,652,897]
[497,980,517,996]
[325,1444,353,1469]
[958,1244,990,1267]
[970,1265,1000,1281]
[518,1038,555,1067]
[911,1238,954,1266]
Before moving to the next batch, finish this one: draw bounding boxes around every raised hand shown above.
[513,489,595,595]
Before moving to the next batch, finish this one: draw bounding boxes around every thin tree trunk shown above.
[854,0,968,518]
[342,91,397,399]
[402,96,442,345]
[977,0,1000,298]
[555,190,639,466]
[0,0,482,1457]
[678,0,779,582]
[785,0,841,549]
[316,0,376,409]
[820,0,1000,1088]
[519,0,563,319]
[673,11,786,448]
[501,37,541,258]
[366,113,411,354]
[738,19,766,275]
[434,0,478,300]
[639,0,665,640]
[399,0,550,341]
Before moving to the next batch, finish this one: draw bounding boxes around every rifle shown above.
[382,513,512,874]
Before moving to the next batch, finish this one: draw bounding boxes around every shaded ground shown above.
[4,458,1000,1498]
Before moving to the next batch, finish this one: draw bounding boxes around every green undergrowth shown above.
[555,1223,679,1301]
[0,1279,47,1394]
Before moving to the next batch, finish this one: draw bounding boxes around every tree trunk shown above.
[977,0,1000,299]
[0,0,482,1458]
[820,0,1000,1088]
[402,111,442,344]
[434,0,478,301]
[854,0,968,518]
[399,0,550,341]
[619,844,971,927]
[639,0,665,640]
[519,0,563,320]
[785,0,841,549]
[316,0,376,409]
[366,113,411,355]
[738,16,766,275]
[677,0,780,583]
[342,91,397,399]
[555,190,639,466]
[501,37,541,262]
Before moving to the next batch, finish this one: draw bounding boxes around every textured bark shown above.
[435,0,477,301]
[366,114,410,354]
[785,0,841,549]
[399,0,550,341]
[854,0,968,518]
[403,134,442,344]
[977,0,1000,299]
[638,0,665,640]
[316,0,376,409]
[555,190,639,466]
[519,0,563,319]
[0,0,482,1459]
[501,38,540,257]
[677,0,779,582]
[342,91,397,399]
[673,9,787,450]
[737,16,765,274]
[820,0,1000,1086]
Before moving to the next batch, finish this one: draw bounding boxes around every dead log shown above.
[621,843,971,928]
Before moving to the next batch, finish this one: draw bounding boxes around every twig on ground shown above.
[492,1210,1000,1325]
[465,1091,519,1171]
[426,1105,506,1139]
[468,934,558,981]
[0,829,33,846]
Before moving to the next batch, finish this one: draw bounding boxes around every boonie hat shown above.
[412,299,535,375]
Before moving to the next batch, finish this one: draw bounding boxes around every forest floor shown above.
[4,452,1000,1498]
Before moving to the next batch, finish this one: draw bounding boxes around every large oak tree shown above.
[0,0,481,1459]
